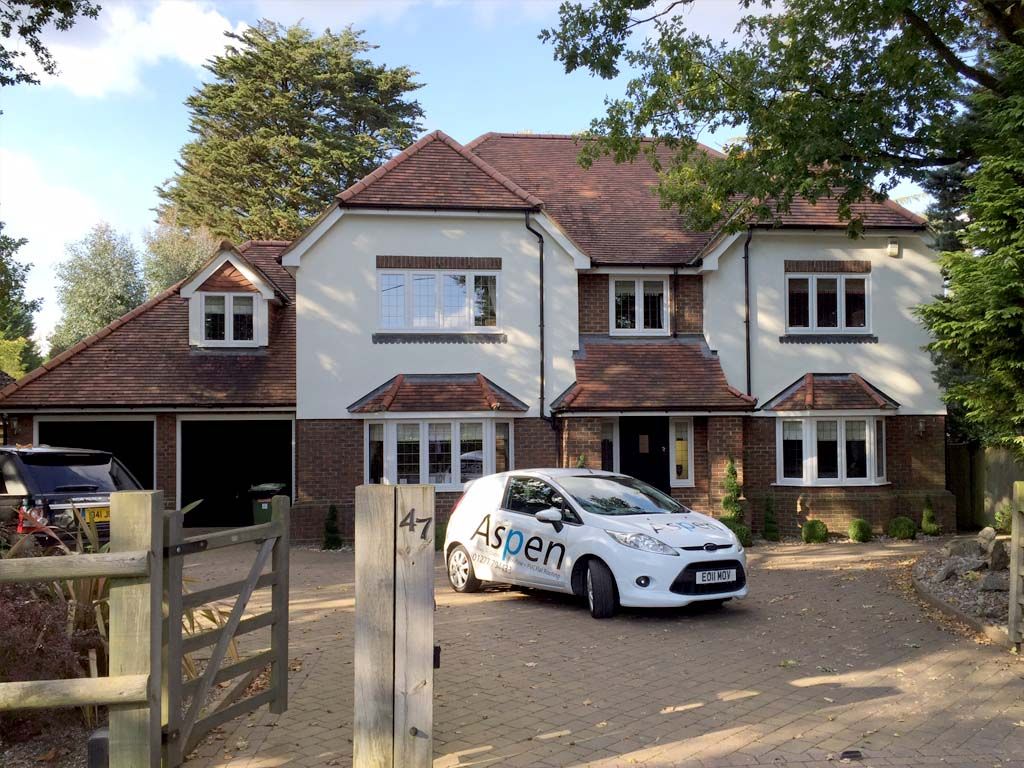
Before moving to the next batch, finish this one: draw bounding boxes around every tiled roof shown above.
[762,373,900,411]
[348,373,529,413]
[337,130,543,211]
[198,262,257,292]
[470,134,925,266]
[0,241,295,409]
[551,337,755,412]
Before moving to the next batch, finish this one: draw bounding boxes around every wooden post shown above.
[354,485,435,768]
[270,495,290,714]
[163,509,184,767]
[1010,481,1024,651]
[108,490,163,768]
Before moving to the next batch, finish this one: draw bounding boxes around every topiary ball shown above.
[720,517,753,548]
[887,515,917,540]
[801,519,829,543]
[848,518,872,543]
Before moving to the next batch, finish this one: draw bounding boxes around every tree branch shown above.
[975,1,1024,44]
[902,7,1007,94]
[626,0,691,30]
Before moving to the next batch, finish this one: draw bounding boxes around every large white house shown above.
[0,130,952,538]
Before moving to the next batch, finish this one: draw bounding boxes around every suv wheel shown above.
[447,545,481,593]
[585,559,617,619]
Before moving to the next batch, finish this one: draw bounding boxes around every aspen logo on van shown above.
[472,514,567,569]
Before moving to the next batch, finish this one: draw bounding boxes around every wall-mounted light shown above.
[916,418,926,437]
[887,237,900,258]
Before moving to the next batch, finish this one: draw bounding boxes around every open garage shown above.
[179,417,293,528]
[35,417,156,489]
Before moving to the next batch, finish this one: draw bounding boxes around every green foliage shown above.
[720,516,751,548]
[801,519,828,544]
[762,495,780,542]
[142,206,218,296]
[576,453,587,468]
[49,223,146,357]
[158,21,424,241]
[0,222,42,372]
[848,518,872,543]
[887,516,918,540]
[0,0,100,88]
[323,504,343,550]
[0,337,31,379]
[721,457,742,523]
[994,501,1013,535]
[921,498,941,536]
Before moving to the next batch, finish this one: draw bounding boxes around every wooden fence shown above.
[1008,481,1024,651]
[0,491,290,767]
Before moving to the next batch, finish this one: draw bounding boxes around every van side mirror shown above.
[536,507,564,533]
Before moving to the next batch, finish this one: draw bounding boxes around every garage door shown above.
[36,419,155,489]
[180,419,292,528]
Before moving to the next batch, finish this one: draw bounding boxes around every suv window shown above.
[20,452,136,494]
[504,476,564,516]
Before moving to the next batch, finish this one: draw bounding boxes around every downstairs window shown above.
[776,417,886,486]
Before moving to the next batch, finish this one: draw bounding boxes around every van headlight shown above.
[605,531,678,556]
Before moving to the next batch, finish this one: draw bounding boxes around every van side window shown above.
[504,476,562,516]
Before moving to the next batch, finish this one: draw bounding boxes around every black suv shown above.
[0,446,142,536]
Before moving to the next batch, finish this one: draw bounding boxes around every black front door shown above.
[618,417,670,493]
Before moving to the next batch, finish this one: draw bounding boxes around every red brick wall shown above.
[516,417,559,468]
[156,414,176,509]
[292,419,363,542]
[6,413,32,445]
[559,417,604,469]
[673,275,703,334]
[708,416,744,512]
[743,414,955,537]
[578,274,608,333]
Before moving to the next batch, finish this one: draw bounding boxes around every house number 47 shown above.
[400,509,433,541]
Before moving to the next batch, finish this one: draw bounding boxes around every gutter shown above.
[743,227,753,396]
[524,213,551,425]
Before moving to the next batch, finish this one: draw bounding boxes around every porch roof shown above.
[348,373,529,414]
[761,373,900,411]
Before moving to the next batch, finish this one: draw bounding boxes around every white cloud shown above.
[0,150,105,344]
[39,0,247,98]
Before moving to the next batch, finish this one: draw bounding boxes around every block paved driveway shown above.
[184,540,1024,768]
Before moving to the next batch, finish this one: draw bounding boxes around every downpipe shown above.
[743,227,753,397]
[524,212,552,427]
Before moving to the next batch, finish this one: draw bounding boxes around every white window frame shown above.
[774,415,887,486]
[198,292,260,347]
[784,273,872,335]
[669,417,695,488]
[364,419,514,491]
[377,270,500,333]
[609,276,671,336]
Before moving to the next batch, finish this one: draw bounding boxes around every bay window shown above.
[365,420,514,489]
[786,274,870,333]
[776,417,887,485]
[378,270,499,331]
[610,277,669,335]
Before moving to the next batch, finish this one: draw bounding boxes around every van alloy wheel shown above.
[447,545,481,593]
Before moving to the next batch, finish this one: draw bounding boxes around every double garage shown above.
[33,415,293,528]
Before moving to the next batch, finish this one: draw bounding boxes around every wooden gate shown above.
[162,495,290,766]
[1008,481,1024,651]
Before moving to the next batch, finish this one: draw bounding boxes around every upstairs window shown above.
[378,270,499,332]
[610,277,669,335]
[786,274,870,333]
[201,294,258,346]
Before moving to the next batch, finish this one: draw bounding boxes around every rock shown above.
[959,557,988,574]
[981,571,1010,592]
[934,560,960,583]
[989,540,1010,571]
[978,526,997,547]
[945,538,983,558]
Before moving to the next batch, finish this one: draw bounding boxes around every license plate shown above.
[85,507,110,523]
[696,568,736,585]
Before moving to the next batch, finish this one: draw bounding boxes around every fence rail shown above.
[0,490,290,767]
[1009,481,1024,651]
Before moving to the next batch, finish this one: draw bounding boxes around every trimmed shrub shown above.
[721,517,752,548]
[323,504,343,550]
[995,501,1012,534]
[921,498,941,536]
[762,496,780,542]
[801,519,829,543]
[848,518,872,543]
[888,515,917,540]
[722,457,743,523]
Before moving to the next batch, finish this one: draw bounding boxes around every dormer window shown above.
[609,276,669,335]
[181,242,284,349]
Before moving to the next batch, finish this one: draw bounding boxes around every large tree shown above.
[0,222,42,376]
[541,0,1019,233]
[1,0,100,87]
[49,223,145,357]
[158,21,424,241]
[142,206,217,297]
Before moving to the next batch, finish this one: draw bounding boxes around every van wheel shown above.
[447,545,481,593]
[585,559,617,619]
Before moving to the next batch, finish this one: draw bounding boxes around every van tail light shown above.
[17,505,47,533]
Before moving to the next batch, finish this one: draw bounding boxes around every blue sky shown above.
[0,0,921,343]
